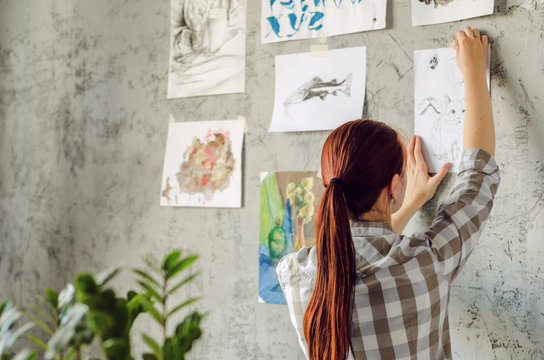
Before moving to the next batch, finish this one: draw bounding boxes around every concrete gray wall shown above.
[1,0,543,359]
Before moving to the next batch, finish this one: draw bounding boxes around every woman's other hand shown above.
[403,136,450,210]
[391,136,449,234]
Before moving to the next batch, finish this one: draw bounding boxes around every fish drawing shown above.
[284,73,353,109]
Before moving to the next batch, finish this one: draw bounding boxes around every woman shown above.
[276,27,500,360]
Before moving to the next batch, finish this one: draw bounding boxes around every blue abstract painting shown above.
[261,0,387,43]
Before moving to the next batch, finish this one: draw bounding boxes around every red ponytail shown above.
[303,120,404,360]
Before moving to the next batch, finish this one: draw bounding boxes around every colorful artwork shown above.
[269,47,366,132]
[160,119,244,207]
[261,0,386,43]
[412,0,494,26]
[167,0,246,98]
[414,47,490,173]
[259,171,324,304]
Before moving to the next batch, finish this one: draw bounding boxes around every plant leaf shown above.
[27,333,49,350]
[132,269,160,287]
[143,256,162,276]
[29,314,53,335]
[95,266,121,287]
[102,338,130,360]
[63,347,76,360]
[167,297,200,318]
[138,298,163,325]
[165,255,198,280]
[162,250,181,273]
[74,273,97,294]
[44,288,59,309]
[31,305,56,326]
[142,354,159,360]
[12,349,39,360]
[137,280,163,302]
[167,272,199,295]
[142,333,163,360]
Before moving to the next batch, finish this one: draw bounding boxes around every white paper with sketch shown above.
[414,47,490,173]
[160,119,244,208]
[269,47,366,132]
[167,0,246,98]
[261,0,386,44]
[412,0,494,26]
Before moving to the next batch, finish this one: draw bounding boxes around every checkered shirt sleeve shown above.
[422,147,500,282]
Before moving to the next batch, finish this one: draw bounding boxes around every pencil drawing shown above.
[168,0,246,98]
[418,0,454,6]
[284,74,353,108]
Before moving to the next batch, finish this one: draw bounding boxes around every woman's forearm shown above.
[463,75,495,155]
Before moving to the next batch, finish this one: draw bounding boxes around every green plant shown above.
[0,301,38,360]
[3,248,203,360]
[26,287,77,360]
[134,250,204,360]
[71,267,146,360]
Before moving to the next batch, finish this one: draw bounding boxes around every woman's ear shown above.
[389,174,400,202]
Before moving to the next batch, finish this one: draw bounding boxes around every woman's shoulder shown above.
[276,246,317,288]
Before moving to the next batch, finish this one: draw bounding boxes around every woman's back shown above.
[278,148,499,359]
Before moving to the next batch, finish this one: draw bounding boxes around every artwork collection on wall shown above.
[162,0,497,303]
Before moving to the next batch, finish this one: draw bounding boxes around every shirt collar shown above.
[350,220,395,237]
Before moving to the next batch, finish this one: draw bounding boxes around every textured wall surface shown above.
[1,0,543,359]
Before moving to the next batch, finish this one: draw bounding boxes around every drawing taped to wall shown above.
[259,171,324,304]
[160,119,244,207]
[414,47,490,173]
[167,0,246,98]
[269,47,366,132]
[412,0,494,26]
[261,0,386,43]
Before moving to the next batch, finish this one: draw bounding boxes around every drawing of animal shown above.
[426,94,464,163]
[283,73,353,108]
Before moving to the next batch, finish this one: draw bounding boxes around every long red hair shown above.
[303,120,404,359]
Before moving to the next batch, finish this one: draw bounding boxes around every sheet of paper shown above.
[167,0,246,98]
[414,47,490,173]
[259,171,324,304]
[262,0,386,44]
[412,0,494,26]
[269,46,366,132]
[160,119,244,208]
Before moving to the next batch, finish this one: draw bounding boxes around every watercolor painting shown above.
[167,0,246,98]
[259,171,324,304]
[261,0,386,43]
[412,0,494,26]
[414,47,490,173]
[160,119,244,207]
[269,47,366,132]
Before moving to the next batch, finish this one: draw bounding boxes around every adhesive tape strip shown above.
[238,115,249,133]
[311,31,329,57]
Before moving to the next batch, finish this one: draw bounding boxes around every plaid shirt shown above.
[277,148,500,359]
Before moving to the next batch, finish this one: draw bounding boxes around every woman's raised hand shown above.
[454,26,488,80]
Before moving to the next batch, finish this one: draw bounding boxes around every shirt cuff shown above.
[458,147,499,175]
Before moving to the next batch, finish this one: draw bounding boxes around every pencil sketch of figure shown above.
[283,74,353,116]
[168,0,246,98]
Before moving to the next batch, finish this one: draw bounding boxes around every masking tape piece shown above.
[238,115,249,133]
[310,44,328,57]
